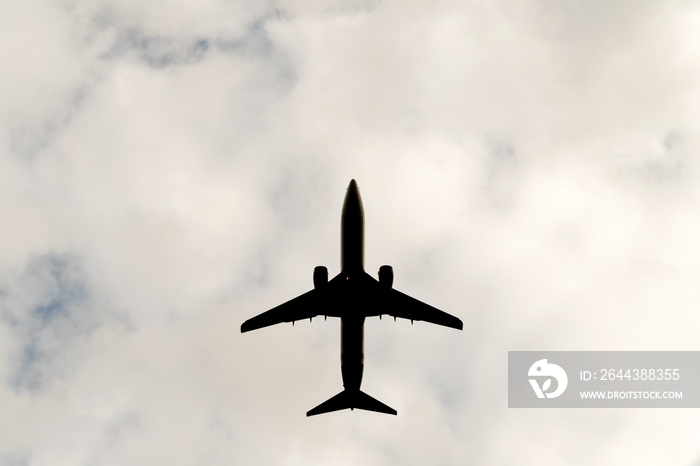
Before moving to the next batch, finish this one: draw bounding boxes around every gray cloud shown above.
[101,31,210,68]
[1,255,88,391]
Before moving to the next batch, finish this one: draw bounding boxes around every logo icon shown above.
[528,359,568,399]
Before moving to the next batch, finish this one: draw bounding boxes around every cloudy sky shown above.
[2,0,700,464]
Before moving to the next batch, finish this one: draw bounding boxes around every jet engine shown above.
[378,265,393,288]
[314,266,328,289]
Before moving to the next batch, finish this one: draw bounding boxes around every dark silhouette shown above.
[241,180,463,416]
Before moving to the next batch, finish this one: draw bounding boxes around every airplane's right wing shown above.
[241,274,346,333]
[241,289,322,333]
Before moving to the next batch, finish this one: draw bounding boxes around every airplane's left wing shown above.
[361,273,463,330]
[241,289,322,333]
[383,288,463,330]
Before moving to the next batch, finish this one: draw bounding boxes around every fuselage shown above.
[340,179,365,391]
[341,179,364,275]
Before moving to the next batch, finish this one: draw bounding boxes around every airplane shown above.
[241,179,463,416]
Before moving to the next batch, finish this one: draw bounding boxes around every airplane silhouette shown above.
[241,179,463,416]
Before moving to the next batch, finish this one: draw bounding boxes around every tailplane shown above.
[307,389,397,416]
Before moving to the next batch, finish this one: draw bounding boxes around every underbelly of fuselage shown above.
[340,317,364,390]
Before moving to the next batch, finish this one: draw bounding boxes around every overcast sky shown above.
[2,0,700,464]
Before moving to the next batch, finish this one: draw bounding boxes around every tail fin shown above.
[307,389,397,416]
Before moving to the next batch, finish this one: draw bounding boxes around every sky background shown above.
[2,0,700,464]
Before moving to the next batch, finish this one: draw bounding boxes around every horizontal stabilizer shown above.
[307,389,397,416]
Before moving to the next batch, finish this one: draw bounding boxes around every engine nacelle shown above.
[378,265,393,288]
[313,266,328,289]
